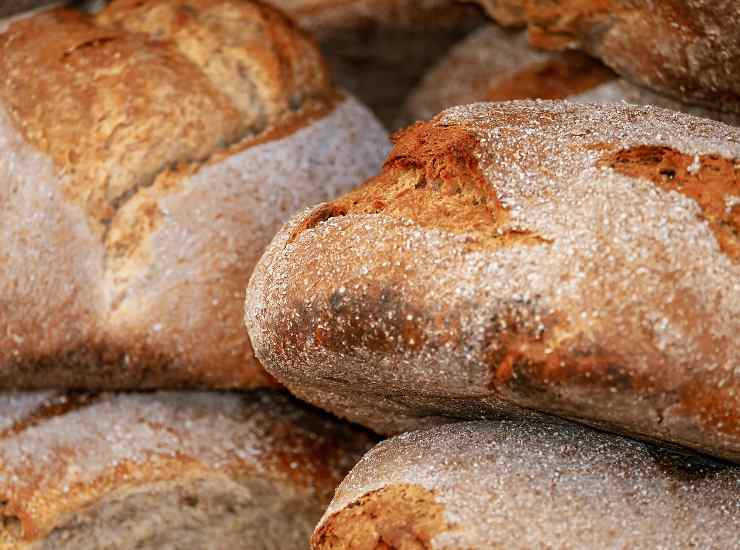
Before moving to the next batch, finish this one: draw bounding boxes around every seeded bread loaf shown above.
[401,25,740,127]
[0,390,375,549]
[0,0,389,389]
[313,420,740,549]
[246,100,740,462]
[475,0,740,114]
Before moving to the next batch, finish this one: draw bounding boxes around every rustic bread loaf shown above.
[0,0,389,389]
[401,25,740,127]
[313,420,740,549]
[474,0,740,115]
[267,0,485,128]
[0,390,375,549]
[246,100,740,462]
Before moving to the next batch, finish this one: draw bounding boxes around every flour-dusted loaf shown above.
[246,100,740,462]
[0,0,389,389]
[0,390,375,549]
[475,0,740,114]
[313,421,740,549]
[401,25,740,127]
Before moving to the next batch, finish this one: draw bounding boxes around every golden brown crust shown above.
[0,1,390,389]
[0,1,332,235]
[312,485,447,550]
[477,0,740,114]
[245,101,740,462]
[0,391,376,545]
[315,421,740,549]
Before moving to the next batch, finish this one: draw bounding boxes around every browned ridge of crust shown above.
[246,101,740,462]
[0,391,377,545]
[0,0,333,238]
[475,0,740,114]
[291,121,550,250]
[312,485,446,550]
[599,146,740,261]
[485,51,614,102]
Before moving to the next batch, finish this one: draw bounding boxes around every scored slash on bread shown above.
[0,391,376,549]
[246,100,740,462]
[0,0,390,389]
[312,421,740,549]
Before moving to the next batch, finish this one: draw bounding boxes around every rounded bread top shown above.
[0,0,334,234]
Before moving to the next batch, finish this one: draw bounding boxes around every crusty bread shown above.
[401,25,740,127]
[0,390,375,549]
[313,420,740,549]
[475,0,740,115]
[0,0,389,389]
[246,100,740,462]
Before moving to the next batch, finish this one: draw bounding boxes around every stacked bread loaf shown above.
[2,0,739,549]
[0,0,387,546]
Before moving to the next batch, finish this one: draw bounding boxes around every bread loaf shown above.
[401,25,740,127]
[246,100,740,462]
[314,420,740,549]
[475,0,740,115]
[0,0,389,389]
[0,390,375,549]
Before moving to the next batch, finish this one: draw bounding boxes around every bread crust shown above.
[476,0,740,114]
[0,1,390,388]
[0,390,375,548]
[313,421,740,549]
[246,100,740,461]
[401,25,740,128]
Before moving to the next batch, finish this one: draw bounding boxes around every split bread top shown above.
[313,420,740,549]
[0,390,375,549]
[0,0,389,389]
[246,100,740,462]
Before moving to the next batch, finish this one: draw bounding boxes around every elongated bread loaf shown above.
[314,421,740,549]
[0,390,375,549]
[246,100,740,462]
[0,0,389,389]
[474,0,740,114]
[401,25,740,127]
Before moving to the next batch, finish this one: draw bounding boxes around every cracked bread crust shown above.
[245,100,740,462]
[0,390,376,549]
[0,0,390,389]
[475,0,740,115]
[401,25,740,128]
[314,421,740,549]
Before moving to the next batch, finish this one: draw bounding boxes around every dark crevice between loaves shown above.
[599,145,740,261]
[289,121,552,250]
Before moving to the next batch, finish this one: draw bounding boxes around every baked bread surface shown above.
[246,100,740,461]
[401,25,739,127]
[0,390,375,549]
[313,420,740,549]
[0,0,390,388]
[475,0,740,114]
